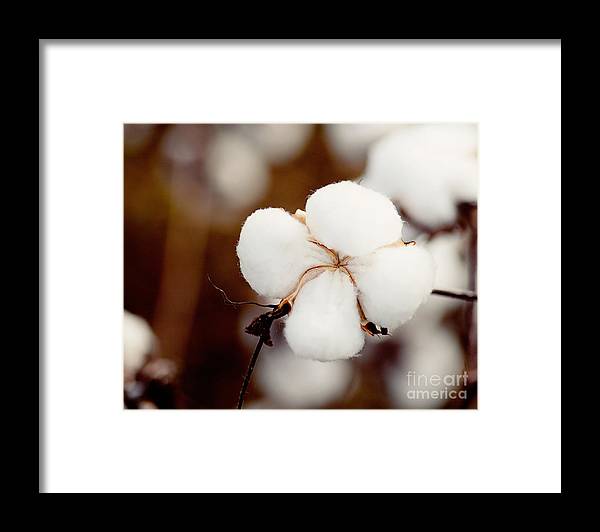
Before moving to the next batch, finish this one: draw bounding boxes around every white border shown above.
[42,41,561,493]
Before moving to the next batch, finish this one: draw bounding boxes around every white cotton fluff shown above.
[284,269,365,361]
[124,311,155,375]
[363,124,478,229]
[205,130,269,209]
[305,180,404,258]
[256,341,353,408]
[351,245,435,331]
[386,328,465,409]
[237,208,330,299]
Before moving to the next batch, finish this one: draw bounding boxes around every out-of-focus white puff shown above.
[237,124,313,165]
[284,270,365,361]
[205,130,269,210]
[324,124,400,164]
[237,208,330,299]
[401,231,469,339]
[160,124,206,165]
[256,340,353,408]
[306,180,404,257]
[351,245,435,331]
[386,327,465,409]
[124,311,155,376]
[363,124,478,229]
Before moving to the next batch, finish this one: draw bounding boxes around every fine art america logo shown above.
[405,371,469,401]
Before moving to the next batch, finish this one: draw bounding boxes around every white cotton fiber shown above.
[363,124,478,229]
[351,244,435,331]
[237,208,330,299]
[124,311,155,376]
[305,180,404,258]
[256,341,353,408]
[284,270,365,361]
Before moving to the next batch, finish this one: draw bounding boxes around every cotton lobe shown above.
[237,208,329,299]
[284,270,365,361]
[306,180,403,257]
[351,245,435,330]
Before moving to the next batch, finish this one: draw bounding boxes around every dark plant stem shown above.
[237,337,265,409]
[431,288,477,302]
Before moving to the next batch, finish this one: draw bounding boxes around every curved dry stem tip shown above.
[207,275,276,309]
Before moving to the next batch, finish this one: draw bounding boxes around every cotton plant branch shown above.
[208,278,477,409]
[431,288,477,302]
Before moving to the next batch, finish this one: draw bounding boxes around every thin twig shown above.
[207,275,276,309]
[237,336,265,409]
[431,288,477,302]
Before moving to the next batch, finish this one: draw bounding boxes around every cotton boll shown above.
[324,124,400,165]
[305,181,404,257]
[124,311,155,376]
[205,130,270,209]
[363,124,478,229]
[238,124,313,164]
[351,245,435,331]
[284,270,365,361]
[237,208,330,299]
[256,341,353,408]
[386,328,465,409]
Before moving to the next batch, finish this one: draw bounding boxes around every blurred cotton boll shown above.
[363,124,478,229]
[123,311,156,378]
[324,124,400,165]
[160,124,208,166]
[237,124,313,164]
[255,341,354,408]
[410,231,469,328]
[205,130,269,210]
[386,328,465,409]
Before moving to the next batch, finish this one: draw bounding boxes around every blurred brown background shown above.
[124,124,477,409]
